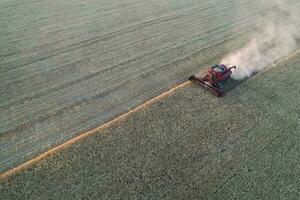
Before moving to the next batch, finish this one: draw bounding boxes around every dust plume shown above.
[221,0,300,80]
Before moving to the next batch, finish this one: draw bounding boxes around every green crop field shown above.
[1,0,300,199]
[1,51,299,199]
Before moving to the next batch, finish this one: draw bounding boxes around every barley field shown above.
[1,0,300,198]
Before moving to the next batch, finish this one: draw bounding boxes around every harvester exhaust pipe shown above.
[229,66,236,70]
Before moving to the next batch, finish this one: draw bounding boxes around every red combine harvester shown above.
[189,64,236,97]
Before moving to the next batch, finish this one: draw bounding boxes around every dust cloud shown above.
[221,0,300,80]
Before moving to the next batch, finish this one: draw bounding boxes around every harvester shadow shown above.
[222,77,247,93]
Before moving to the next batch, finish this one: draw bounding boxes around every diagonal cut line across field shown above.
[1,0,300,177]
[1,47,300,180]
